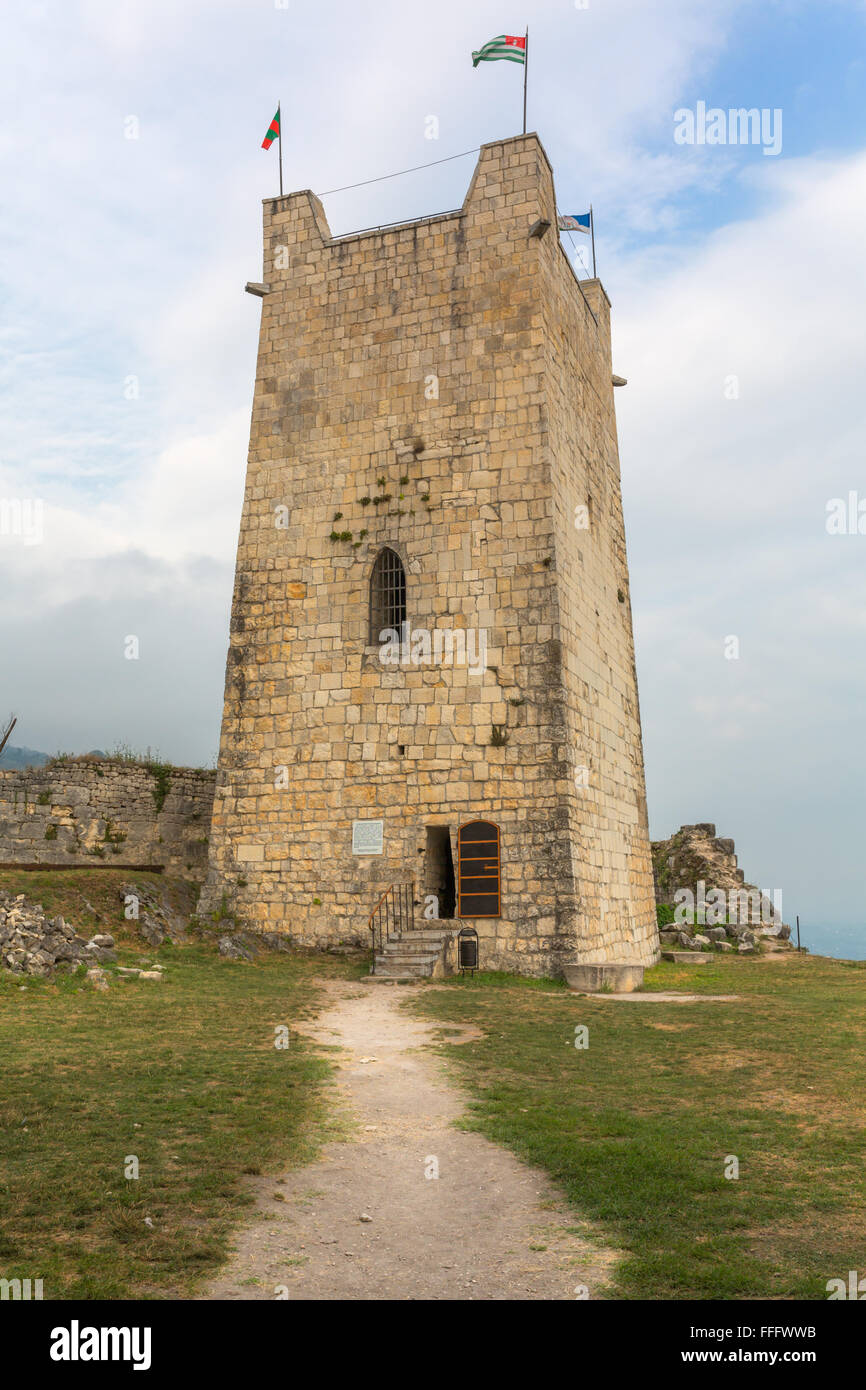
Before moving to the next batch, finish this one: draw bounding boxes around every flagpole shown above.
[278,102,283,197]
[523,28,528,134]
[590,203,597,278]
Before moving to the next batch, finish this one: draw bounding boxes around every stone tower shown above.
[200,134,659,977]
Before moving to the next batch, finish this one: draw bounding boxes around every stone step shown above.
[373,962,437,978]
[377,952,440,968]
[371,922,453,979]
[381,936,447,952]
[373,945,443,978]
[381,941,449,955]
[384,930,453,946]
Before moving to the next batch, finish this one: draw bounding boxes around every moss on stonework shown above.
[145,762,172,814]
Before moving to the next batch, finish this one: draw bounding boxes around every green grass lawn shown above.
[0,866,200,939]
[0,935,363,1299]
[4,863,865,1305]
[407,953,866,1299]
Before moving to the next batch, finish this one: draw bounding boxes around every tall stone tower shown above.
[200,134,658,977]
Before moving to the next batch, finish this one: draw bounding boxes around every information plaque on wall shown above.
[352,819,384,855]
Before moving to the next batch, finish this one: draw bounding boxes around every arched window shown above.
[369,547,406,644]
[457,820,501,918]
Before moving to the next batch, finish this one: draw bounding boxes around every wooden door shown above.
[457,821,501,918]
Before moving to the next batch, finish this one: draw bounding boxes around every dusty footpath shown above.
[202,980,618,1301]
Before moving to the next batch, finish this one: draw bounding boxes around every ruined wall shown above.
[0,762,216,872]
[201,133,657,974]
[652,823,788,936]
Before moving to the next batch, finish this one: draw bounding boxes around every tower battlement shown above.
[200,134,658,977]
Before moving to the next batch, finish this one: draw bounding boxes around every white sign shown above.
[352,819,384,855]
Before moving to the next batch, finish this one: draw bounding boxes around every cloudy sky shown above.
[1,0,864,935]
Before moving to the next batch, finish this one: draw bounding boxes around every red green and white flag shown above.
[261,106,280,150]
[472,34,526,66]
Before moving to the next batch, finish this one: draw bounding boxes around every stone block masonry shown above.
[200,133,659,977]
[0,761,216,872]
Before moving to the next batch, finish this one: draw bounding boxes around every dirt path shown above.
[202,979,619,1301]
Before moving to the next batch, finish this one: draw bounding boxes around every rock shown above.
[139,917,165,948]
[661,950,712,965]
[90,933,115,948]
[119,883,186,947]
[218,934,253,961]
[85,941,117,964]
[0,888,102,978]
[692,934,711,947]
[85,967,109,991]
[714,941,734,952]
[738,943,756,954]
[137,970,163,981]
[757,921,784,938]
[658,931,679,946]
[257,932,294,954]
[705,926,727,941]
[652,824,790,938]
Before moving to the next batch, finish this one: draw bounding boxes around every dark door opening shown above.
[425,827,456,919]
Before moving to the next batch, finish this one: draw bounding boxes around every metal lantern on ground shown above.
[458,926,479,976]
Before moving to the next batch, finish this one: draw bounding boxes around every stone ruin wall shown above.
[0,762,216,873]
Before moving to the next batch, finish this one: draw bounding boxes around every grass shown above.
[4,863,863,1303]
[0,867,200,940]
[0,881,366,1299]
[406,951,866,1300]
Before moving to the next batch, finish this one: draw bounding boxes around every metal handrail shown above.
[368,880,415,963]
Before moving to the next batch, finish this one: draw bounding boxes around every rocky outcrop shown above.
[0,890,116,977]
[652,823,790,941]
[658,921,767,954]
[119,881,187,948]
[653,823,744,902]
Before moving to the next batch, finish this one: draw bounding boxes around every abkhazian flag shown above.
[558,213,591,233]
[261,106,280,150]
[472,34,526,67]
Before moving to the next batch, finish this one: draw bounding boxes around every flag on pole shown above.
[261,106,281,150]
[558,213,591,233]
[472,34,526,66]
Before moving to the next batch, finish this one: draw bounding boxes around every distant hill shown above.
[0,744,51,770]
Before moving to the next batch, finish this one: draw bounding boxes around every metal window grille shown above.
[370,547,407,643]
[457,820,501,918]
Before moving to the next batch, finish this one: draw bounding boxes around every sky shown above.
[1,0,864,934]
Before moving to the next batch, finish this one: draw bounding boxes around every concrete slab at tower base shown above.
[563,962,645,994]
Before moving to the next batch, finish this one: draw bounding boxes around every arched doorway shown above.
[457,820,501,918]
